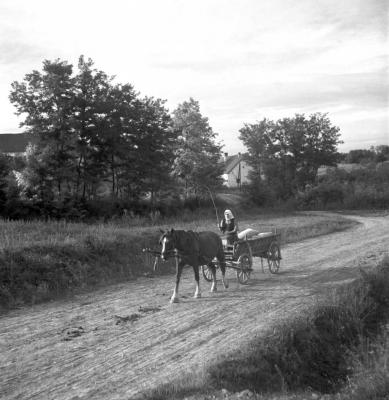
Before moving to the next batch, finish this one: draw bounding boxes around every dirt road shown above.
[1,214,388,400]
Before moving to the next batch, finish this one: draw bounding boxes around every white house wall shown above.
[225,161,251,187]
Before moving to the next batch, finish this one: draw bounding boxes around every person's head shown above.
[224,209,234,221]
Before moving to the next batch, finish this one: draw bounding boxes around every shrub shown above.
[248,183,276,207]
[298,182,345,209]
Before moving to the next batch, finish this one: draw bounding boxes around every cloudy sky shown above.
[0,0,388,153]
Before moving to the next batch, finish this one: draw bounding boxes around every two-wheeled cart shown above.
[201,231,282,285]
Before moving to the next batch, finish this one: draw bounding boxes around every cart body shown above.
[201,230,282,284]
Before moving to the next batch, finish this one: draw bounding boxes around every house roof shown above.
[224,153,250,174]
[0,133,31,153]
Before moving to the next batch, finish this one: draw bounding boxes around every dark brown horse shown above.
[159,229,228,303]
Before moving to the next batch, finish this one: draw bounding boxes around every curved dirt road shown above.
[1,214,388,400]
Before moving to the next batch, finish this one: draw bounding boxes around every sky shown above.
[0,0,388,154]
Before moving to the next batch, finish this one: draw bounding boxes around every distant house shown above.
[222,152,252,188]
[0,133,31,156]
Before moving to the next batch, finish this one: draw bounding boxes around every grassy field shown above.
[0,210,357,311]
[144,255,389,400]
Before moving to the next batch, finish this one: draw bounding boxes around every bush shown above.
[297,182,345,209]
[248,183,276,207]
[296,164,389,210]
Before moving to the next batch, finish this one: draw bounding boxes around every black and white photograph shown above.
[0,1,388,399]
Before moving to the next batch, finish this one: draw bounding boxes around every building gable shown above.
[222,152,252,187]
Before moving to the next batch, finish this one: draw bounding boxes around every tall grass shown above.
[0,219,166,310]
[0,211,356,311]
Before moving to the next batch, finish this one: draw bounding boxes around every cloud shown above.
[0,15,45,71]
[0,0,387,152]
[190,69,388,116]
[0,40,45,66]
[270,71,388,110]
[321,0,388,38]
[154,45,334,75]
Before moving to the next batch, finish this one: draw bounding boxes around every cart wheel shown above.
[236,253,252,284]
[267,242,281,274]
[201,265,214,282]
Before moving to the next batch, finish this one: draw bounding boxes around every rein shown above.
[142,248,178,258]
[144,229,203,271]
[142,248,199,259]
[143,248,179,271]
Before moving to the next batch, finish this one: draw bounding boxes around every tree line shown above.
[2,55,386,219]
[4,56,224,218]
[239,117,389,208]
[338,146,389,164]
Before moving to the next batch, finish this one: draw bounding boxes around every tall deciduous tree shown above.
[172,98,224,198]
[239,113,342,200]
[10,56,178,205]
[10,59,77,199]
[73,56,114,198]
[126,96,176,204]
[239,118,273,182]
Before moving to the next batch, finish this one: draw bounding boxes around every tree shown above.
[10,55,178,208]
[346,149,375,164]
[124,96,176,204]
[72,57,177,202]
[10,59,77,200]
[345,146,389,164]
[239,118,273,181]
[171,98,224,198]
[18,143,55,202]
[277,113,341,189]
[73,56,114,199]
[239,113,342,201]
[239,119,276,203]
[375,145,389,162]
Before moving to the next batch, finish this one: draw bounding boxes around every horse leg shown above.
[218,252,229,289]
[209,262,218,292]
[171,261,184,303]
[193,265,201,298]
[220,264,229,289]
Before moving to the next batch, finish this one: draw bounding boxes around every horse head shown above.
[159,228,176,261]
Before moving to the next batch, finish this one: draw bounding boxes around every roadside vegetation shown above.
[144,255,389,400]
[297,161,389,210]
[0,210,356,311]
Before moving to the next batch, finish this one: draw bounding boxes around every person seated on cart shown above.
[219,209,238,245]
